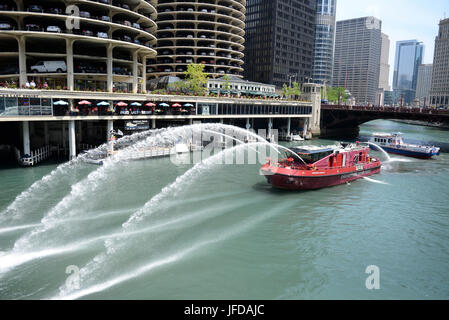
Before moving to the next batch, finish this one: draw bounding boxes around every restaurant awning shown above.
[53,100,69,106]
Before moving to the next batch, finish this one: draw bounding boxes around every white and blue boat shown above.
[369,132,440,159]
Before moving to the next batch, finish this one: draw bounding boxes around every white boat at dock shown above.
[278,130,305,142]
[83,143,197,165]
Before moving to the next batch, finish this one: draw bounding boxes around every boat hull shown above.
[370,145,438,159]
[262,164,381,190]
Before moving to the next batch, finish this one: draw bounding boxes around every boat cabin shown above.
[290,146,334,164]
[371,133,403,145]
[288,144,371,169]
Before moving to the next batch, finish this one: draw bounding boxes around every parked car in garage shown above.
[82,30,93,36]
[26,24,41,31]
[75,62,99,73]
[97,31,108,38]
[122,35,132,42]
[48,8,63,14]
[113,66,130,75]
[0,22,13,30]
[46,26,62,33]
[79,11,90,18]
[30,61,67,73]
[28,5,43,12]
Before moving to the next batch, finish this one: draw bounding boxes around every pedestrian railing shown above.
[15,145,51,166]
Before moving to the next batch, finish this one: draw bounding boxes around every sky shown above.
[336,0,448,86]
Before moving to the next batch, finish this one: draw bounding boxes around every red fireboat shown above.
[260,142,382,190]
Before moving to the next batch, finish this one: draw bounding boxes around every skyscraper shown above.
[392,40,424,104]
[244,0,316,87]
[377,33,391,106]
[312,0,337,85]
[379,33,391,91]
[416,64,433,105]
[430,18,449,107]
[332,17,382,105]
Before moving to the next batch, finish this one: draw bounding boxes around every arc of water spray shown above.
[56,142,272,299]
[0,127,169,224]
[202,129,260,153]
[366,142,391,162]
[203,126,307,165]
[1,125,265,265]
[53,199,294,300]
[0,124,305,276]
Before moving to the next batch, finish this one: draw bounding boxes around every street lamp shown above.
[288,74,297,87]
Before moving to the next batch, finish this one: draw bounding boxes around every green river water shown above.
[0,120,448,299]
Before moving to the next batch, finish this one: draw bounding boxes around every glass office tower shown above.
[312,0,337,85]
[333,17,382,105]
[244,0,316,87]
[392,40,424,104]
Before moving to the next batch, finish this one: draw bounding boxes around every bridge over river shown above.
[321,104,449,137]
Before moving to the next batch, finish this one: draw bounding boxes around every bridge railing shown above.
[321,104,449,115]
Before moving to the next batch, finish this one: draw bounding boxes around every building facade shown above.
[384,90,394,106]
[312,0,337,85]
[415,64,433,105]
[392,40,424,104]
[244,0,316,88]
[0,0,158,93]
[379,33,391,91]
[377,33,391,106]
[332,17,382,105]
[207,76,277,97]
[430,18,449,108]
[148,0,246,80]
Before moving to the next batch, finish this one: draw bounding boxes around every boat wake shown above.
[386,157,414,163]
[363,177,390,185]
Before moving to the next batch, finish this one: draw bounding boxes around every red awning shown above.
[116,101,128,107]
[172,103,182,108]
[78,100,91,105]
[145,102,156,107]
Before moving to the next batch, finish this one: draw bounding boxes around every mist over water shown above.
[0,120,448,299]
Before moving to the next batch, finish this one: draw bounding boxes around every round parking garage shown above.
[0,0,158,93]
